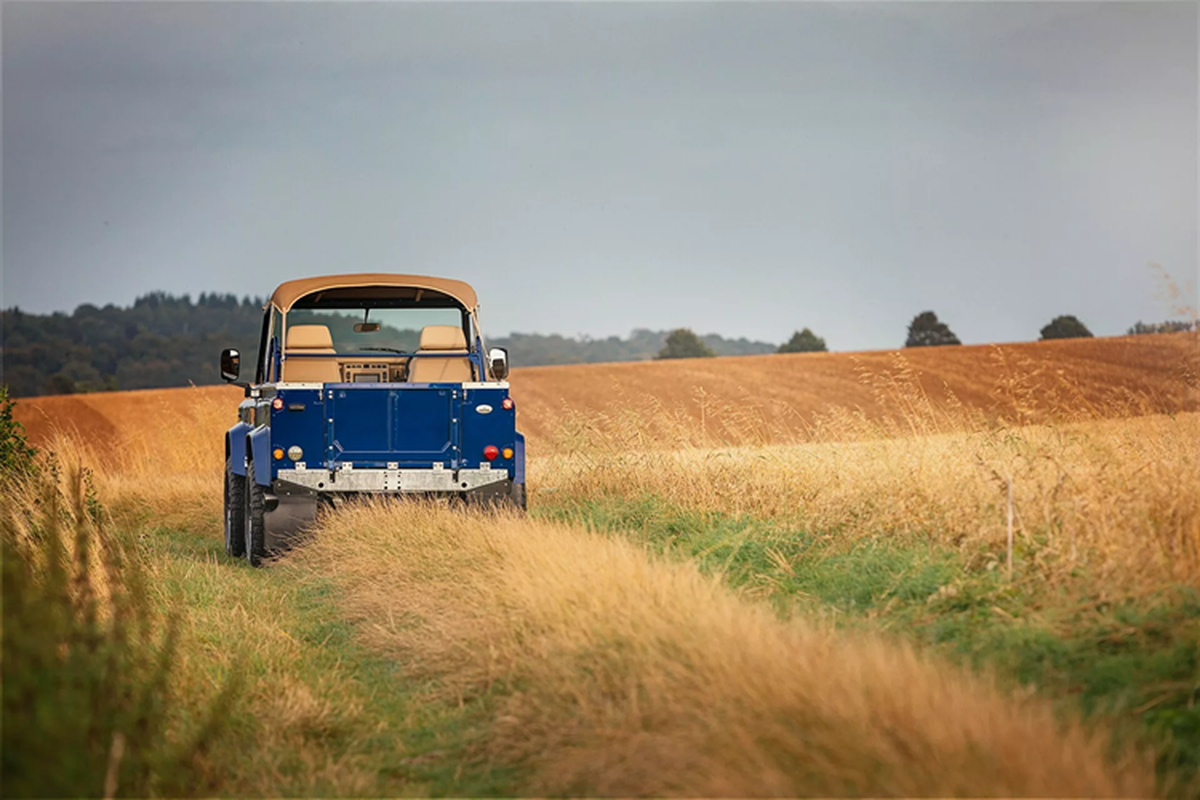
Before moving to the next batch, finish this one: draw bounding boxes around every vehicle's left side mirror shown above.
[488,347,509,380]
[220,348,241,382]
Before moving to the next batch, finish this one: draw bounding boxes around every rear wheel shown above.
[245,458,266,567]
[509,481,527,512]
[224,454,246,557]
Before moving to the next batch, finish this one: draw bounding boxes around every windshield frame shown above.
[283,305,471,356]
[272,288,494,383]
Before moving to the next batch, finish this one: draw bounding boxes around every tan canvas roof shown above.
[268,274,479,312]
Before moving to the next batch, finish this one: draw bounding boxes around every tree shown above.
[1039,315,1093,340]
[656,328,715,359]
[778,328,828,353]
[1127,319,1195,335]
[904,311,961,348]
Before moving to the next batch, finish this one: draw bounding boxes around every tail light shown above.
[271,397,284,411]
[483,445,499,461]
[502,397,514,410]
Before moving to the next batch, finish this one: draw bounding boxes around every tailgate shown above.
[326,386,459,467]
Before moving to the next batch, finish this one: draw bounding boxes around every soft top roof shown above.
[268,274,478,313]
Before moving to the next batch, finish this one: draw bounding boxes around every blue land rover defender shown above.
[220,274,525,565]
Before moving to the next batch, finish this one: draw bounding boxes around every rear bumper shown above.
[262,467,516,553]
[275,466,512,494]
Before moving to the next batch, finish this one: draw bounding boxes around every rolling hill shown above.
[12,332,1197,451]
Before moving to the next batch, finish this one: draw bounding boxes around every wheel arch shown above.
[247,426,272,487]
[227,421,252,476]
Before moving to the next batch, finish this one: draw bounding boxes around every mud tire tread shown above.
[224,454,247,558]
[245,458,266,567]
[510,481,527,513]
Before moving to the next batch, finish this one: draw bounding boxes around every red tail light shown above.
[502,397,514,410]
[483,445,499,461]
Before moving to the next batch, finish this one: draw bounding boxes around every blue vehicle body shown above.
[228,382,524,483]
[222,274,525,559]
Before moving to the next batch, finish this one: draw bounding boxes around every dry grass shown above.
[539,412,1200,593]
[294,500,1160,797]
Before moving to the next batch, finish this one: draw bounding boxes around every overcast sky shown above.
[2,1,1196,350]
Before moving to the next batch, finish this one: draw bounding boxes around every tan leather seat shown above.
[407,325,474,383]
[283,324,341,383]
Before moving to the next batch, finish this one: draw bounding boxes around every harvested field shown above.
[513,332,1199,445]
[12,384,244,456]
[13,332,1198,451]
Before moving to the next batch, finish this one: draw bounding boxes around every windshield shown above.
[286,307,468,354]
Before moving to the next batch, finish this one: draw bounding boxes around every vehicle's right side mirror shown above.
[488,347,509,380]
[220,348,241,382]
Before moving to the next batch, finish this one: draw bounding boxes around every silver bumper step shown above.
[275,466,509,493]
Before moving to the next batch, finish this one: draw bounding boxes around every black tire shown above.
[509,481,527,512]
[245,458,267,567]
[224,454,246,558]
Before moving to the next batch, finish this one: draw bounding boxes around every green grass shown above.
[537,492,1200,792]
[128,507,529,797]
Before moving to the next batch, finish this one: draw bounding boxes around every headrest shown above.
[419,325,468,351]
[287,324,335,350]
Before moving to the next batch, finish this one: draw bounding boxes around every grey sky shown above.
[2,1,1196,351]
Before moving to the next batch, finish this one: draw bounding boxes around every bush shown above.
[45,374,78,395]
[778,328,828,353]
[904,312,961,347]
[656,328,715,360]
[1,460,238,797]
[0,386,37,477]
[1040,315,1093,340]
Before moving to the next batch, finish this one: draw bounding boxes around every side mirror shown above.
[220,348,241,382]
[488,347,509,380]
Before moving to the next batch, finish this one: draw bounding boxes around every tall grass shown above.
[540,351,1200,594]
[293,500,1161,797]
[1,457,237,797]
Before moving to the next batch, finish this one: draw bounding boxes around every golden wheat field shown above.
[13,332,1199,452]
[8,331,1199,796]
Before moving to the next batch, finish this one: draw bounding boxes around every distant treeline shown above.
[0,293,775,397]
[501,329,775,366]
[2,293,266,398]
